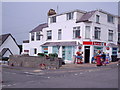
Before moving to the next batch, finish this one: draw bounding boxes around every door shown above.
[62,46,72,61]
[66,46,72,60]
[84,46,90,63]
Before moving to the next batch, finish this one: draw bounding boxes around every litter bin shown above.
[111,55,117,62]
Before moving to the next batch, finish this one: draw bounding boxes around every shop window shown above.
[31,32,34,41]
[94,27,101,39]
[36,32,41,40]
[42,46,48,54]
[58,29,62,40]
[50,16,56,23]
[108,30,113,41]
[47,30,52,40]
[66,12,74,20]
[85,26,90,39]
[73,26,80,38]
[112,48,117,55]
[53,46,58,54]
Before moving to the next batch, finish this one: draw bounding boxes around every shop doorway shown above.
[84,46,90,63]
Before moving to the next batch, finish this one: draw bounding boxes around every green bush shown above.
[37,53,46,57]
[2,57,9,61]
[48,53,58,57]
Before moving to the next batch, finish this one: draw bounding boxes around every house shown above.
[23,9,118,63]
[0,33,20,58]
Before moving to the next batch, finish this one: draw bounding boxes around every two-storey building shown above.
[23,9,118,63]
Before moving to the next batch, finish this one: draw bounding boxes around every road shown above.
[2,62,119,88]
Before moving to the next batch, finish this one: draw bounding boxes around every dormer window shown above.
[50,16,56,23]
[36,32,41,40]
[31,32,34,41]
[66,12,74,20]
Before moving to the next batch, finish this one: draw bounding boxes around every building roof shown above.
[41,41,79,46]
[30,23,48,33]
[76,10,96,23]
[0,48,13,57]
[0,33,19,47]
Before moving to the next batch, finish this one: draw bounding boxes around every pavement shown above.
[1,61,119,88]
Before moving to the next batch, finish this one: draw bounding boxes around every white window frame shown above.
[108,30,113,41]
[31,32,34,41]
[94,27,101,40]
[85,26,90,39]
[36,32,41,40]
[66,12,74,20]
[47,30,52,40]
[58,29,62,40]
[73,26,80,38]
[50,16,56,23]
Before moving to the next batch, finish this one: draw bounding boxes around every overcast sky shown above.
[2,2,118,44]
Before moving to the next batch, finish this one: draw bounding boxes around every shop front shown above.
[83,41,106,63]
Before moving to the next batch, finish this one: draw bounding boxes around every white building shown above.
[0,33,20,57]
[23,9,118,63]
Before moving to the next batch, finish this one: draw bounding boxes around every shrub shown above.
[2,57,9,61]
[37,53,46,57]
[48,53,58,57]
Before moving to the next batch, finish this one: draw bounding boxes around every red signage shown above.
[83,41,93,45]
[83,41,106,46]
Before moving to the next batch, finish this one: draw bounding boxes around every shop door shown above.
[84,46,90,63]
[66,46,72,60]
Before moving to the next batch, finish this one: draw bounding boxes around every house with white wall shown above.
[23,9,118,63]
[0,33,20,58]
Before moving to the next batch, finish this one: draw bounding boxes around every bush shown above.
[48,53,58,57]
[2,57,9,61]
[37,53,46,57]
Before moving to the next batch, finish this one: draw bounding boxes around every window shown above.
[36,32,41,40]
[58,29,62,40]
[34,48,37,54]
[107,15,114,23]
[73,26,80,38]
[108,30,113,41]
[96,15,100,23]
[42,46,48,54]
[50,16,56,23]
[85,26,90,39]
[47,30,52,40]
[94,27,101,39]
[66,12,74,20]
[31,33,34,41]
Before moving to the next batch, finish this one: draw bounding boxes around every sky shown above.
[2,2,118,44]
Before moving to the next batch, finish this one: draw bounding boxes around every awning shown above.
[41,41,80,46]
[107,43,118,47]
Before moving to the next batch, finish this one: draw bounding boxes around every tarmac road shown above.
[1,62,119,88]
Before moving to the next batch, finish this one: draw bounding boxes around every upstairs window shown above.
[66,12,74,20]
[50,16,56,23]
[73,26,80,38]
[107,15,114,23]
[96,15,100,23]
[85,26,90,39]
[58,29,62,40]
[47,30,52,40]
[36,32,41,40]
[94,27,101,39]
[108,30,113,41]
[31,32,34,41]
